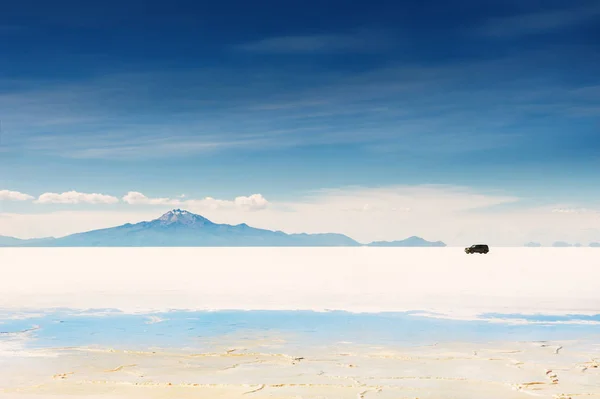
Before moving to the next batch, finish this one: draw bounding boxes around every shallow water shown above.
[2,309,599,351]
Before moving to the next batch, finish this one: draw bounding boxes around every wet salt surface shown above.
[1,310,599,351]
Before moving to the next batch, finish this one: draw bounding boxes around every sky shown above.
[1,0,599,245]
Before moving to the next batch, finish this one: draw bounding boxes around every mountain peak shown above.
[156,209,212,225]
[163,208,191,216]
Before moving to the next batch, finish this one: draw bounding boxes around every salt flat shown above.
[1,248,598,316]
[1,248,599,398]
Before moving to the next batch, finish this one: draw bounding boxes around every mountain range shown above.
[524,242,542,247]
[367,237,446,247]
[0,209,446,247]
[523,241,600,247]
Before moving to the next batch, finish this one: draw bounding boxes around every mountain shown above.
[0,209,451,247]
[524,242,542,247]
[366,236,446,247]
[6,209,360,247]
[590,242,600,247]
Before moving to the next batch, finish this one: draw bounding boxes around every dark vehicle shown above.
[465,244,489,254]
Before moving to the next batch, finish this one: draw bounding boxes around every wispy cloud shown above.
[551,207,598,214]
[0,24,26,33]
[236,31,391,54]
[1,48,597,160]
[483,4,600,37]
[62,136,263,160]
[366,131,522,154]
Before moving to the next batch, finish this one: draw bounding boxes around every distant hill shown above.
[524,242,542,247]
[0,209,448,248]
[366,236,446,247]
[0,235,54,246]
[590,242,600,247]
[0,235,27,246]
[551,241,582,247]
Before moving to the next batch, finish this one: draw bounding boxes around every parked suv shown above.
[465,244,489,254]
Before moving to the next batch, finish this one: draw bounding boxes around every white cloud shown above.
[233,194,269,211]
[122,191,180,206]
[3,185,600,246]
[124,191,270,211]
[35,191,119,204]
[0,190,34,201]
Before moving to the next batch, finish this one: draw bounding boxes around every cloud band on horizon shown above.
[0,189,270,211]
[2,185,600,246]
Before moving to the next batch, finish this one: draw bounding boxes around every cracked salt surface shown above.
[1,337,599,398]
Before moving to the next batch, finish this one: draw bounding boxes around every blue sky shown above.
[1,0,600,244]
